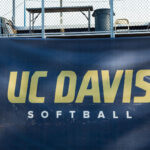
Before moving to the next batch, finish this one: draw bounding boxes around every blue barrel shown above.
[93,9,111,31]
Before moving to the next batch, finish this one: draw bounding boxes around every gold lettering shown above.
[122,70,133,103]
[102,70,123,103]
[8,72,29,103]
[134,70,150,103]
[55,71,77,103]
[76,71,100,103]
[29,71,48,103]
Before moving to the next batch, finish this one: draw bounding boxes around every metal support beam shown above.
[32,13,34,30]
[29,12,31,33]
[110,0,115,38]
[80,11,91,31]
[12,0,16,25]
[24,0,26,27]
[42,0,45,38]
[60,0,63,25]
[60,0,64,32]
[88,9,91,31]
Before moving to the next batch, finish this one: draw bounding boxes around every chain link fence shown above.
[114,0,150,32]
[0,0,150,36]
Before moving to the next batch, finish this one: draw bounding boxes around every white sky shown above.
[0,0,150,28]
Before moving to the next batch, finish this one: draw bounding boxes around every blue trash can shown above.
[93,9,112,31]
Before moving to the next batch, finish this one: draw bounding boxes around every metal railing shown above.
[0,0,150,38]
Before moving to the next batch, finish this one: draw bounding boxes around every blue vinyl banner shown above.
[0,37,150,150]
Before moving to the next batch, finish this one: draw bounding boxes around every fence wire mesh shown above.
[114,0,150,32]
[0,0,150,36]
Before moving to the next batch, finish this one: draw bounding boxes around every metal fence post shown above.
[24,0,26,27]
[110,0,115,38]
[42,0,45,38]
[12,0,16,26]
[60,0,63,26]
